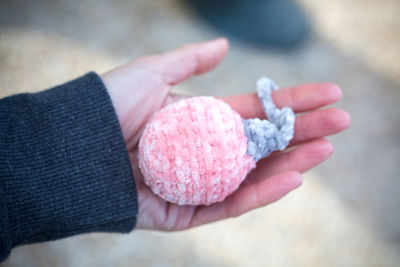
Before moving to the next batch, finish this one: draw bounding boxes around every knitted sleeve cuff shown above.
[0,72,138,260]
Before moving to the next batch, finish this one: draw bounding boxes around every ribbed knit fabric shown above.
[0,72,138,261]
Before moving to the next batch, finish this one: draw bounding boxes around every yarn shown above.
[138,78,295,205]
[243,77,295,161]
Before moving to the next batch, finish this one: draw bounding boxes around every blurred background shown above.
[1,0,399,266]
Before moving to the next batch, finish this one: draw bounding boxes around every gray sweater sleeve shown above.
[0,72,138,261]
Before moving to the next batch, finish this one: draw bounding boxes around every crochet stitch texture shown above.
[139,78,295,205]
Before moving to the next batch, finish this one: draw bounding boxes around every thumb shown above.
[149,38,229,85]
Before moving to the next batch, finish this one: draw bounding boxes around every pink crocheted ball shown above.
[138,77,296,206]
[138,97,256,205]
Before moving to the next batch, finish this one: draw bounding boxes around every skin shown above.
[101,38,351,231]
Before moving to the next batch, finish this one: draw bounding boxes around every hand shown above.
[101,38,351,231]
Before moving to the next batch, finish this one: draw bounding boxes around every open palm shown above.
[101,38,350,231]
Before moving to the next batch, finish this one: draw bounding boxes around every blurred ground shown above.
[1,0,399,266]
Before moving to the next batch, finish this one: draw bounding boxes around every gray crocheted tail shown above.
[243,77,295,162]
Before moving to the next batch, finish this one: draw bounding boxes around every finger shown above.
[243,139,333,186]
[221,82,342,117]
[155,38,229,85]
[291,108,351,146]
[190,171,302,227]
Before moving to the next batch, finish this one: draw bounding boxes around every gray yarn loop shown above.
[243,77,295,161]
